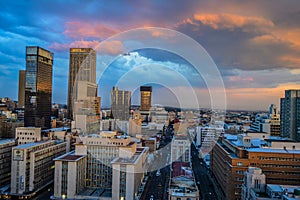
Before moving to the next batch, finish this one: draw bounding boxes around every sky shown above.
[0,0,300,110]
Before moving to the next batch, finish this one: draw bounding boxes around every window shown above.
[237,162,242,166]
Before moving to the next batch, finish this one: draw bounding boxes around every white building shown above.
[54,131,149,199]
[171,135,191,163]
[10,140,67,198]
[242,167,266,200]
[111,147,149,200]
[15,127,41,145]
[53,151,87,199]
[242,167,300,200]
[195,126,223,157]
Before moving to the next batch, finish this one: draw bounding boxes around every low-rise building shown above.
[168,162,199,200]
[15,127,41,145]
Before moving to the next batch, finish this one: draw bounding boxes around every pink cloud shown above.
[64,21,119,39]
[49,40,100,51]
[49,40,124,55]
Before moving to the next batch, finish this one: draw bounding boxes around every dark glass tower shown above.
[24,46,53,129]
[280,89,300,141]
[140,86,152,111]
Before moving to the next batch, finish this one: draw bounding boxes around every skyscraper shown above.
[18,70,26,108]
[280,89,300,141]
[24,46,53,129]
[67,48,96,119]
[110,86,131,120]
[140,86,152,111]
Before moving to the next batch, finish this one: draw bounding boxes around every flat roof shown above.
[0,138,15,145]
[14,140,52,149]
[247,148,300,154]
[77,188,111,198]
[54,151,86,162]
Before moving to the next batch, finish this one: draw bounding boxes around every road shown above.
[191,144,217,200]
[140,129,172,200]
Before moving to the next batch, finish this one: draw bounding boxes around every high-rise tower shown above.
[140,86,152,111]
[280,89,300,141]
[67,48,96,119]
[110,86,131,120]
[24,46,53,129]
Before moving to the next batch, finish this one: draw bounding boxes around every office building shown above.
[171,135,191,163]
[195,126,223,156]
[242,167,266,200]
[53,131,149,199]
[140,86,152,111]
[110,86,131,120]
[168,162,200,200]
[248,104,280,136]
[24,46,53,129]
[53,151,87,199]
[149,105,168,124]
[111,146,149,200]
[10,140,66,198]
[210,133,300,200]
[18,70,26,108]
[67,48,96,119]
[242,167,300,200]
[0,139,16,188]
[280,90,300,141]
[15,127,41,145]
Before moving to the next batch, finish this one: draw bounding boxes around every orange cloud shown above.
[64,21,119,39]
[279,55,300,68]
[192,13,274,31]
[225,83,300,110]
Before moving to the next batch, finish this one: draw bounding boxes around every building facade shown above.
[0,139,16,188]
[10,140,66,197]
[53,131,149,199]
[110,86,131,121]
[280,90,300,141]
[24,46,53,129]
[67,48,96,119]
[15,127,41,145]
[18,70,26,108]
[171,135,191,163]
[140,86,152,111]
[53,151,87,199]
[210,134,300,200]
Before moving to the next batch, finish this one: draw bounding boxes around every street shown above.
[191,144,217,200]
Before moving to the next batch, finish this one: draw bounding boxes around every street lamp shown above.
[62,194,66,199]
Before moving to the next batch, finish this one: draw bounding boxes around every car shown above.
[150,194,154,200]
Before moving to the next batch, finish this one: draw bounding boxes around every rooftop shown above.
[54,151,86,162]
[76,188,111,198]
[0,138,15,145]
[14,140,52,149]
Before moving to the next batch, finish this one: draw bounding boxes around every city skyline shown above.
[1,1,300,110]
